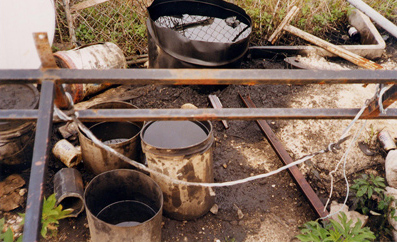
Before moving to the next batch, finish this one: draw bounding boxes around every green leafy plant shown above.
[350,174,386,215]
[350,174,397,239]
[20,194,73,239]
[0,218,22,242]
[296,212,375,242]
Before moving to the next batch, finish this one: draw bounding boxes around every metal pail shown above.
[84,169,163,242]
[78,101,143,174]
[0,84,39,170]
[141,120,215,220]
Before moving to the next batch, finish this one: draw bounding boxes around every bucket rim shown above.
[80,121,142,147]
[140,120,213,151]
[0,122,35,139]
[84,169,163,227]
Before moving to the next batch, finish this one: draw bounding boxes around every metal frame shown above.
[1,69,395,241]
[3,33,397,242]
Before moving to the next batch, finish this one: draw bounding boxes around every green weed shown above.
[20,194,73,239]
[296,212,375,242]
[350,174,397,239]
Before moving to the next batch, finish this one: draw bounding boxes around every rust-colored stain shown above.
[35,161,43,166]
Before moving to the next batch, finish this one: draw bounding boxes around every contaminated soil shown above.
[1,35,397,242]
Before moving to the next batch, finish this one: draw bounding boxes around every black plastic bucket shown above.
[147,0,252,68]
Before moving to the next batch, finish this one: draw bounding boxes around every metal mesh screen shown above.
[55,0,150,57]
[155,15,251,43]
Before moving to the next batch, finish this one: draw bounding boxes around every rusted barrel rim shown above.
[140,120,214,156]
[80,121,142,148]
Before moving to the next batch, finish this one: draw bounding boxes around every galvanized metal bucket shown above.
[78,101,143,174]
[141,120,215,220]
[84,169,163,242]
[0,84,39,169]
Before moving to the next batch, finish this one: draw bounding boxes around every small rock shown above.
[209,187,216,197]
[385,187,397,241]
[19,188,27,196]
[222,163,227,169]
[233,204,244,220]
[210,204,219,215]
[330,201,368,227]
[181,103,197,109]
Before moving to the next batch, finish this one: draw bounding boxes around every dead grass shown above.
[235,0,397,45]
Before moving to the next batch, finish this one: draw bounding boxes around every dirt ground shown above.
[1,35,397,242]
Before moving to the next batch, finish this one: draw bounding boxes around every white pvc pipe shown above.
[347,0,397,39]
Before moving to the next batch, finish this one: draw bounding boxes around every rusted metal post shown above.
[22,80,55,241]
[23,32,69,241]
[240,94,329,218]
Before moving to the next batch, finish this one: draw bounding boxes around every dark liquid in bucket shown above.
[96,200,156,226]
[143,121,208,148]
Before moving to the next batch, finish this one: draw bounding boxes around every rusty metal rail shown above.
[1,69,397,85]
[240,94,329,218]
[3,108,397,122]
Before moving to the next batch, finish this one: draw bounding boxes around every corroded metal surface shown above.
[3,108,397,122]
[22,80,55,241]
[1,69,397,85]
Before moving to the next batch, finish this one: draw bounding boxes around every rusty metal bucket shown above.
[0,84,39,170]
[78,101,143,174]
[84,169,163,242]
[141,120,215,220]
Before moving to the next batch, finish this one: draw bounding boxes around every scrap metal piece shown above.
[362,84,397,118]
[358,141,376,156]
[208,95,229,129]
[172,17,215,31]
[239,93,329,218]
[53,168,84,217]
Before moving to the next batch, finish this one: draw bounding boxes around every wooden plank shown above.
[268,6,299,44]
[70,0,109,12]
[284,24,384,70]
